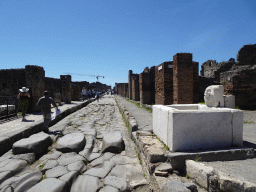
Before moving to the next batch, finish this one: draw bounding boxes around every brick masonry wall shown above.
[44,77,62,99]
[139,72,150,104]
[132,75,139,101]
[193,62,199,103]
[71,84,80,101]
[155,62,173,105]
[173,53,193,104]
[221,68,256,108]
[150,66,155,104]
[25,65,45,112]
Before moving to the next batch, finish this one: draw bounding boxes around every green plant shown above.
[52,142,57,145]
[244,121,254,124]
[40,174,45,181]
[235,106,240,109]
[198,102,205,104]
[39,163,46,170]
[28,162,32,166]
[195,155,201,162]
[186,174,190,179]
[143,173,146,178]
[84,159,89,165]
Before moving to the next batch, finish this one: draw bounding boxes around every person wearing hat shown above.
[37,90,58,133]
[17,87,31,121]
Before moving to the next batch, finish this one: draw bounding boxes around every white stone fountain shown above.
[153,85,243,152]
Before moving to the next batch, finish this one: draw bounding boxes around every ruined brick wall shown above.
[25,65,45,112]
[139,72,150,104]
[221,66,256,109]
[155,62,173,105]
[44,77,62,99]
[132,75,139,101]
[128,70,133,99]
[0,68,26,98]
[60,75,71,104]
[71,84,80,101]
[72,81,89,91]
[149,66,155,104]
[173,53,193,104]
[237,44,256,65]
[193,62,199,103]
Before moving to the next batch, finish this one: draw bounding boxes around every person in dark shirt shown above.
[37,90,58,133]
[17,87,30,121]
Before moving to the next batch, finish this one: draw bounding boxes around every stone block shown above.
[186,160,216,190]
[224,95,235,109]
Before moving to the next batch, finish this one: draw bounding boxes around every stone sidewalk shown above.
[0,99,96,155]
[116,96,256,189]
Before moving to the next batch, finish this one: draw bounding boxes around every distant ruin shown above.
[115,43,256,109]
[0,65,111,112]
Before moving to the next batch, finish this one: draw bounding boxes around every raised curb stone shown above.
[12,133,52,155]
[102,132,125,153]
[56,133,86,153]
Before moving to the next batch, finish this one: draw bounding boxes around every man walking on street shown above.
[37,90,58,134]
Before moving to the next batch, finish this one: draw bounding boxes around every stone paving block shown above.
[70,175,100,192]
[103,176,127,191]
[88,153,101,162]
[41,160,58,173]
[58,154,85,166]
[99,185,119,192]
[84,161,115,178]
[27,178,67,192]
[161,180,190,192]
[67,161,87,173]
[11,153,36,164]
[39,150,62,161]
[12,171,42,192]
[0,172,12,185]
[102,132,125,153]
[45,166,69,178]
[59,171,79,192]
[56,133,86,153]
[110,154,138,165]
[12,133,52,155]
[0,159,28,175]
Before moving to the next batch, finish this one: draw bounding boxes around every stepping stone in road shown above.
[101,132,125,154]
[0,159,28,175]
[11,153,36,164]
[12,133,52,155]
[56,133,86,153]
[67,161,87,173]
[27,178,67,192]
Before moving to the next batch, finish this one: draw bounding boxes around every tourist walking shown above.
[37,90,58,133]
[92,89,95,98]
[17,87,30,121]
[96,91,100,102]
[81,87,87,101]
[88,89,92,99]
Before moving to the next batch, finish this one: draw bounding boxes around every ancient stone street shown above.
[0,96,150,192]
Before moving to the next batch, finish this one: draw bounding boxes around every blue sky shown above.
[1,0,255,88]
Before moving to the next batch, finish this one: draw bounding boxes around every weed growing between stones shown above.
[235,106,240,109]
[195,155,201,162]
[126,99,152,113]
[244,121,254,124]
[186,174,190,179]
[153,134,169,151]
[39,163,45,170]
[40,174,45,181]
[143,173,147,178]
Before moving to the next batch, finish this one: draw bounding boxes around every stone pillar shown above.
[25,65,45,112]
[125,83,128,98]
[155,62,173,105]
[193,62,199,103]
[173,53,193,104]
[132,76,140,101]
[128,70,133,99]
[150,66,155,104]
[139,72,150,104]
[60,75,71,104]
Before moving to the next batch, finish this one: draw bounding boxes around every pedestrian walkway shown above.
[116,96,153,131]
[116,95,256,185]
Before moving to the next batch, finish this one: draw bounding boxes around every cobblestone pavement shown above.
[0,95,151,192]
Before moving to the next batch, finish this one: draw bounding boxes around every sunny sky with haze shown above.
[1,0,256,88]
